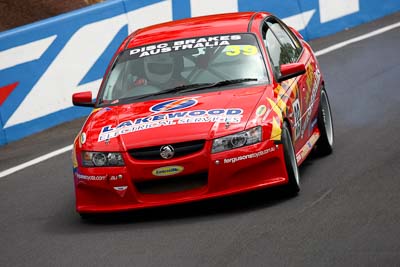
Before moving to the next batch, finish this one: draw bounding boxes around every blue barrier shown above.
[0,0,399,145]
[0,114,5,145]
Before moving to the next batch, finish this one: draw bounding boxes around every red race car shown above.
[72,12,334,215]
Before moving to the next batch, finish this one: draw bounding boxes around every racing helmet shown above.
[144,53,174,84]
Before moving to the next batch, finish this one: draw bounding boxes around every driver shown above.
[133,53,186,89]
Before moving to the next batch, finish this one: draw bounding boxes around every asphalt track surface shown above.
[1,13,400,267]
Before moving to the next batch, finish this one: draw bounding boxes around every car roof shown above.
[126,12,270,48]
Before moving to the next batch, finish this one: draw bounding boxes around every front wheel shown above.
[315,87,334,156]
[79,213,95,220]
[282,122,300,195]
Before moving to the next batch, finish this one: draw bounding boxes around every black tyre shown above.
[282,122,300,195]
[79,213,93,220]
[315,87,334,156]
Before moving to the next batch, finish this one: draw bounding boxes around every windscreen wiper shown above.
[118,78,259,103]
[153,78,259,95]
[120,83,213,102]
[178,78,258,93]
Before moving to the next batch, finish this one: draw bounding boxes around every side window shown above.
[262,19,302,75]
[263,23,281,74]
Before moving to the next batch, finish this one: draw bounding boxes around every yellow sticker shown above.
[225,45,258,56]
[297,131,320,161]
[225,45,241,56]
[91,108,102,114]
[270,117,282,141]
[72,146,78,168]
[152,166,184,176]
[277,98,287,114]
[242,45,257,55]
[266,98,282,121]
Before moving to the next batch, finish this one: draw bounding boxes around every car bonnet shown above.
[81,85,270,151]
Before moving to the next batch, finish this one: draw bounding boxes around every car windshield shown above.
[98,33,268,105]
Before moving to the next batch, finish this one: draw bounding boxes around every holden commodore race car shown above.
[72,12,334,216]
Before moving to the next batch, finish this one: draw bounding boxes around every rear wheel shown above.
[315,87,334,156]
[282,122,300,195]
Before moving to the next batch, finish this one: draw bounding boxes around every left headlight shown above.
[212,126,262,153]
[81,152,125,167]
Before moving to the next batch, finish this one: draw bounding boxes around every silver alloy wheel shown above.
[320,90,334,146]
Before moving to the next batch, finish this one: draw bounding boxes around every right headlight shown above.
[212,126,262,153]
[81,151,125,167]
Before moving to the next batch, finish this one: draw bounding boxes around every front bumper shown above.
[74,139,289,213]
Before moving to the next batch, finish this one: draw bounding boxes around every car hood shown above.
[82,85,273,151]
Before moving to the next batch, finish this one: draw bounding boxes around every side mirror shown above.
[72,91,95,107]
[278,63,306,82]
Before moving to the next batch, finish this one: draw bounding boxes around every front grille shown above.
[129,140,205,160]
[134,172,208,194]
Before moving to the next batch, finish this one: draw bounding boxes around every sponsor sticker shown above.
[296,131,320,163]
[80,132,86,145]
[311,117,318,129]
[150,98,198,113]
[98,98,243,142]
[152,166,184,176]
[256,105,267,117]
[224,147,276,164]
[75,172,107,181]
[301,68,321,138]
[129,35,241,58]
[309,117,318,135]
[109,175,123,181]
[292,99,301,140]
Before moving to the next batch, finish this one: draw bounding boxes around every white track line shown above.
[0,145,72,178]
[315,21,400,56]
[1,21,399,179]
